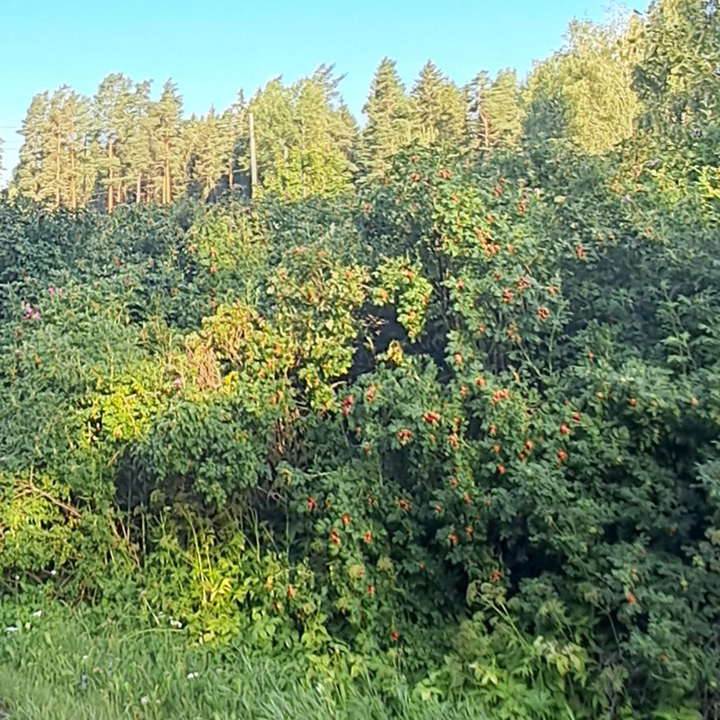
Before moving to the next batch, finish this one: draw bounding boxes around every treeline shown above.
[6,61,521,209]
[2,0,717,210]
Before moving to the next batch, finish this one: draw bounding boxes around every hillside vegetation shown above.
[2,1,720,718]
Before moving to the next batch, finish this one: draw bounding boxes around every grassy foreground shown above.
[0,600,486,720]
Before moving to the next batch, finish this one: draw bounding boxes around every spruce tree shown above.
[249,77,296,195]
[412,60,466,146]
[292,65,356,198]
[357,58,414,179]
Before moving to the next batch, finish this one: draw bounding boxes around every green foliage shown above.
[635,0,720,137]
[371,257,433,341]
[4,6,720,717]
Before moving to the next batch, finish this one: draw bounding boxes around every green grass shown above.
[0,602,486,720]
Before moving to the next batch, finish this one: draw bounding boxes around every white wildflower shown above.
[32,610,42,618]
[6,626,18,634]
[141,696,149,706]
[186,671,199,679]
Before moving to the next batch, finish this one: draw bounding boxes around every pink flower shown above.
[21,302,40,321]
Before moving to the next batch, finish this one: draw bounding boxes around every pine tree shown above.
[466,69,522,150]
[23,87,95,209]
[124,81,153,204]
[221,90,247,192]
[45,87,70,208]
[357,58,414,178]
[95,74,133,211]
[187,107,227,200]
[68,92,97,209]
[149,80,184,204]
[15,92,50,202]
[184,113,201,198]
[412,61,466,146]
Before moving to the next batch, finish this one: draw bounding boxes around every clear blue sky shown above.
[0,0,646,185]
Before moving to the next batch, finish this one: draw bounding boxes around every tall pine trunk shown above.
[70,147,77,211]
[108,141,114,213]
[55,135,61,208]
[164,141,172,204]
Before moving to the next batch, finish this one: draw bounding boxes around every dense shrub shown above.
[2,135,720,718]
